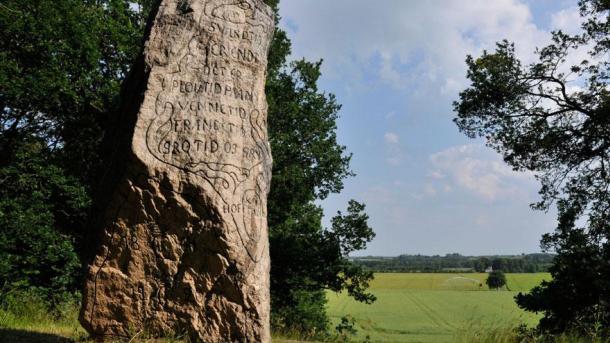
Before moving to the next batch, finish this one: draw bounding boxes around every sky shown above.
[277,0,584,256]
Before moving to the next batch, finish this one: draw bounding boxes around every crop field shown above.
[327,273,550,343]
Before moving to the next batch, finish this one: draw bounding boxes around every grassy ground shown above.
[0,296,87,342]
[326,273,550,342]
[0,298,301,343]
[2,273,604,342]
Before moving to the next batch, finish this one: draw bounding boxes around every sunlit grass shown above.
[0,292,87,342]
[326,273,550,342]
[0,292,311,342]
[1,274,605,343]
[453,322,609,343]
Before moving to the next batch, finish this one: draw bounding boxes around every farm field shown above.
[327,273,550,343]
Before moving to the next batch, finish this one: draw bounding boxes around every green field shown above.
[327,273,550,343]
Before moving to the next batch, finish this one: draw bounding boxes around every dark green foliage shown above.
[0,140,88,303]
[486,271,507,290]
[453,0,609,334]
[352,253,554,273]
[516,228,608,333]
[271,289,329,335]
[335,315,358,341]
[267,200,375,332]
[0,0,152,185]
[0,0,155,300]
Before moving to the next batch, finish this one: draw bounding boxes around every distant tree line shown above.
[352,253,554,273]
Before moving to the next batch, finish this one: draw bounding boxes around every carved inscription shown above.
[145,0,273,261]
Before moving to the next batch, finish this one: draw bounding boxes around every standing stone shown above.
[79,0,274,341]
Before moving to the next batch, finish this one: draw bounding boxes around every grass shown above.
[452,322,609,343]
[1,273,605,342]
[0,293,306,343]
[0,293,87,342]
[0,305,306,343]
[326,273,550,342]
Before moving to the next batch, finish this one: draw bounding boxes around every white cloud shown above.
[280,0,549,96]
[429,170,445,180]
[383,132,402,166]
[550,6,582,34]
[428,144,535,201]
[384,132,400,144]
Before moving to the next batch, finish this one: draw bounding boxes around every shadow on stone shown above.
[0,328,74,343]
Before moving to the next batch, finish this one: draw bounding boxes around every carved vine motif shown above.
[204,0,274,34]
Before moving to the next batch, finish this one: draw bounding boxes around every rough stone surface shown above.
[79,1,274,341]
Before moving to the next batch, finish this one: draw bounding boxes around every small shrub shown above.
[486,270,507,290]
[335,315,357,342]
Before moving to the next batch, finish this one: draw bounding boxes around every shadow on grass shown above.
[0,328,75,343]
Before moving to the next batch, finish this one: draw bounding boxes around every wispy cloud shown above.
[550,6,582,34]
[427,144,535,201]
[384,132,400,145]
[281,0,549,96]
[383,132,403,166]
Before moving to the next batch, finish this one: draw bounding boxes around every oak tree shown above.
[454,0,609,333]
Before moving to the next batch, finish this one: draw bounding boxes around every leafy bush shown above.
[0,140,88,304]
[486,270,507,290]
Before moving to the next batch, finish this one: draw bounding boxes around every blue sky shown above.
[278,0,583,256]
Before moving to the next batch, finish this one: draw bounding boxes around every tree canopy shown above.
[486,270,507,290]
[0,0,150,300]
[453,0,609,334]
